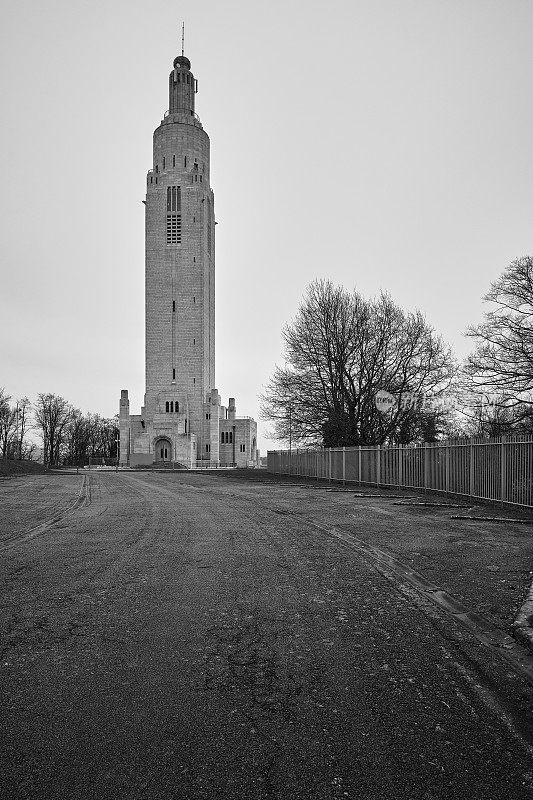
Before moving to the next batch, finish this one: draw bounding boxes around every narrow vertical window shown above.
[221,432,224,443]
[207,197,212,255]
[170,401,174,412]
[172,300,175,312]
[172,155,176,167]
[165,401,169,412]
[166,186,182,244]
[172,368,175,379]
[155,165,159,174]
[150,176,153,184]
[184,156,187,168]
[163,157,166,169]
[229,432,233,444]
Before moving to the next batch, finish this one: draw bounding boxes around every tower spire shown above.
[181,22,184,57]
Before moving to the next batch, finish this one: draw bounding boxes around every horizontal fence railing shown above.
[267,436,533,510]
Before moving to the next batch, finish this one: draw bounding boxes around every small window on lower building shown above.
[229,432,233,444]
[166,401,169,412]
[172,368,175,379]
[170,401,174,412]
[172,300,175,312]
[206,443,210,453]
[172,155,176,167]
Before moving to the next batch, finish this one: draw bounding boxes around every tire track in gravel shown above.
[0,474,91,552]
[66,472,224,594]
[1,474,187,660]
[135,474,533,744]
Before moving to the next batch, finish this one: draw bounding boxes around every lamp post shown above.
[288,404,292,475]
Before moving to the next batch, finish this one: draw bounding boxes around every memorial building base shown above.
[119,389,258,469]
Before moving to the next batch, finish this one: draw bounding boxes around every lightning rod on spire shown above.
[181,22,185,57]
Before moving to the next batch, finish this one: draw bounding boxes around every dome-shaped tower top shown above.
[173,55,191,70]
[166,24,198,119]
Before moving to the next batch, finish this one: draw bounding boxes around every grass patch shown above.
[0,458,48,478]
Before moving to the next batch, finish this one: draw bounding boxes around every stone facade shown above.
[119,50,257,468]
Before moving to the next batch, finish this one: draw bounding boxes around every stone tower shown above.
[144,51,215,457]
[119,46,257,468]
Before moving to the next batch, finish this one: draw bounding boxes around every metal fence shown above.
[267,436,533,510]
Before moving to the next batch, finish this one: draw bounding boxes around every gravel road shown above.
[2,470,533,799]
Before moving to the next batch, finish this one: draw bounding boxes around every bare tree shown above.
[65,409,90,465]
[34,394,74,466]
[14,397,31,460]
[64,411,118,465]
[261,280,455,446]
[465,256,533,423]
[0,389,16,458]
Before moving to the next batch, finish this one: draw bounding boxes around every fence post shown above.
[398,444,403,489]
[424,444,428,493]
[376,445,381,488]
[469,440,475,500]
[500,436,507,504]
[358,446,362,486]
[342,446,346,485]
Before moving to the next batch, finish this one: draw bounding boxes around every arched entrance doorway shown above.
[155,438,172,462]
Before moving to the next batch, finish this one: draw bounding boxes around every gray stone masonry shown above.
[118,50,257,468]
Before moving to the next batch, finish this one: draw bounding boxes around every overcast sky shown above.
[1,0,532,454]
